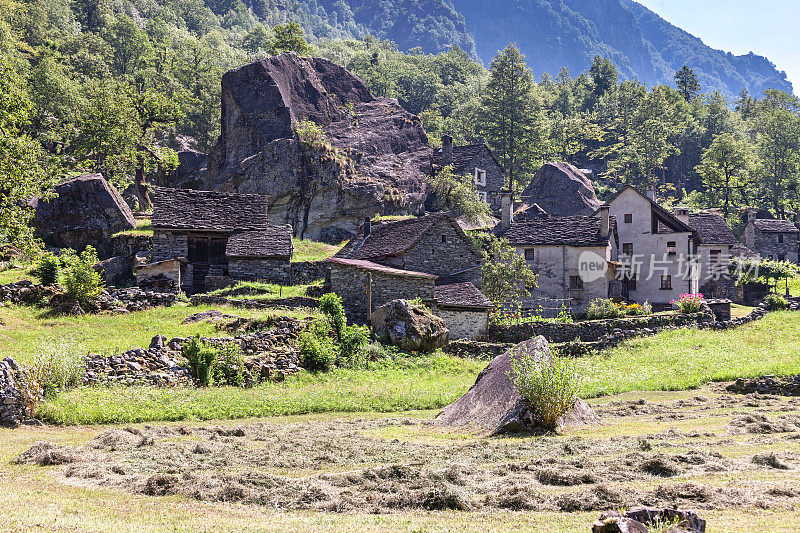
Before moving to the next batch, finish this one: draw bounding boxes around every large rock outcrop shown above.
[30,174,136,258]
[371,299,449,353]
[435,336,597,434]
[183,53,432,243]
[520,162,601,217]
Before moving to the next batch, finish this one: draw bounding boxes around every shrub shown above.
[298,319,338,372]
[586,298,622,320]
[319,292,346,338]
[338,324,371,369]
[60,246,103,303]
[509,347,582,430]
[34,253,61,285]
[623,302,652,316]
[212,343,244,387]
[295,120,328,148]
[29,338,85,396]
[672,293,704,314]
[183,337,217,387]
[765,293,787,310]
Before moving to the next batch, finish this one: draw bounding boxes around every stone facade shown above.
[229,258,291,284]
[433,137,506,212]
[152,230,188,263]
[382,218,482,287]
[742,218,800,263]
[110,234,152,258]
[135,259,184,293]
[290,260,329,283]
[329,260,436,323]
[431,307,489,341]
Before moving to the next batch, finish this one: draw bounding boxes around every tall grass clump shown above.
[509,348,582,429]
[29,338,85,396]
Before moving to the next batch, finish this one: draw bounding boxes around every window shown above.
[667,241,676,256]
[477,191,487,203]
[624,214,633,223]
[622,243,633,255]
[710,249,721,263]
[441,234,447,243]
[524,249,536,260]
[660,275,672,290]
[778,234,784,243]
[625,274,637,291]
[474,168,486,186]
[569,275,584,290]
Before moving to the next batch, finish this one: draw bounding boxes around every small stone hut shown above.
[742,213,799,263]
[431,282,493,340]
[149,187,293,292]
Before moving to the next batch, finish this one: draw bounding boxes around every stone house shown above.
[678,210,740,298]
[741,212,799,263]
[330,213,492,338]
[149,187,293,292]
[432,135,506,211]
[497,198,619,315]
[607,186,699,307]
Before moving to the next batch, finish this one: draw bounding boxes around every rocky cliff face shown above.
[189,53,432,243]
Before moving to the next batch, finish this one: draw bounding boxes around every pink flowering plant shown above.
[671,293,704,314]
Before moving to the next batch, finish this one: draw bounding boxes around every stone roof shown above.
[433,143,504,176]
[335,213,482,261]
[753,219,799,233]
[434,282,493,309]
[688,213,739,245]
[151,187,269,232]
[327,258,437,279]
[501,216,616,247]
[225,226,293,258]
[730,243,759,259]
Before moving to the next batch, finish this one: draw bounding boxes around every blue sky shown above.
[635,0,800,92]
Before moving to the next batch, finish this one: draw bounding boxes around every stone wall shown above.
[229,257,291,284]
[329,262,435,323]
[1,358,38,427]
[111,234,152,259]
[152,230,188,262]
[433,307,489,341]
[136,259,182,292]
[397,218,482,287]
[467,151,505,212]
[743,223,799,263]
[290,260,328,283]
[489,311,715,344]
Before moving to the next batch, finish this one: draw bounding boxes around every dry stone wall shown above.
[229,258,291,284]
[1,358,38,427]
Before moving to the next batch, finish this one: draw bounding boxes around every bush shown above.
[338,324,371,369]
[60,246,103,303]
[29,338,85,396]
[623,301,652,316]
[212,343,244,387]
[34,253,61,285]
[509,347,582,430]
[319,292,346,338]
[672,293,704,314]
[765,293,787,310]
[298,319,338,372]
[295,120,328,148]
[586,298,622,320]
[183,337,217,387]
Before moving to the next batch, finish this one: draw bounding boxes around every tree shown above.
[426,165,492,222]
[675,66,700,101]
[480,235,537,306]
[480,44,542,194]
[588,56,618,101]
[269,22,311,56]
[695,133,751,217]
[243,24,270,54]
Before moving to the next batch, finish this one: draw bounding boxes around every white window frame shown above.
[477,191,487,203]
[474,168,487,186]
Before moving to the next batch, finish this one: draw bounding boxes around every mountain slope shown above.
[448,0,792,99]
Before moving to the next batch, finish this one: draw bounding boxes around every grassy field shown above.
[14,308,800,425]
[292,239,343,262]
[0,263,33,285]
[205,279,322,301]
[0,302,318,364]
[4,388,800,532]
[112,218,153,237]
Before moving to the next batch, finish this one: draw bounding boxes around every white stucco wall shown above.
[609,188,698,305]
[514,244,613,315]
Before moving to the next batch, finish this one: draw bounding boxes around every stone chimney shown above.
[441,135,453,165]
[598,205,610,238]
[363,218,371,238]
[645,185,657,201]
[745,208,758,224]
[673,206,690,225]
[500,190,513,232]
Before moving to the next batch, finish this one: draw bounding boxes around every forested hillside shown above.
[2,0,800,251]
[451,0,792,101]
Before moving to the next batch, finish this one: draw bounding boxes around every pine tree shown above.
[675,66,700,101]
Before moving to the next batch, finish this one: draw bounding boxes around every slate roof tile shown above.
[151,187,269,232]
[688,213,739,245]
[501,216,616,247]
[327,258,437,278]
[226,226,293,258]
[434,282,492,309]
[753,219,799,233]
[432,144,504,176]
